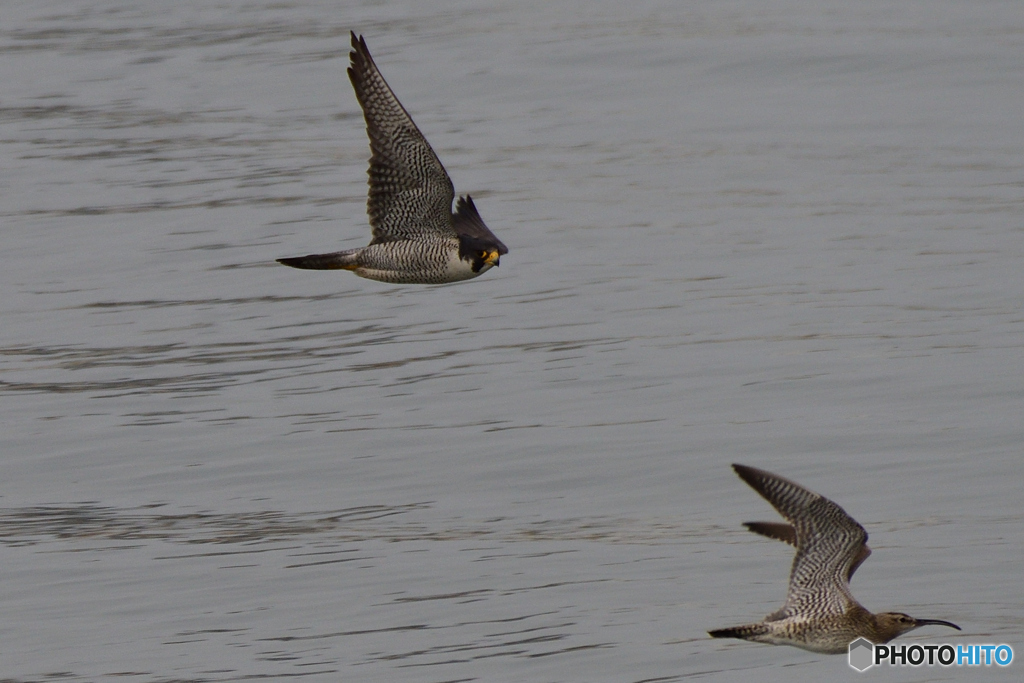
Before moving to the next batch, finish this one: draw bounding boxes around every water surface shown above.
[1,1,1022,680]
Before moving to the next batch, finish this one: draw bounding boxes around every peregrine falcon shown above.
[277,32,507,284]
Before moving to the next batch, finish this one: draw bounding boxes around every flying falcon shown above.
[277,32,507,284]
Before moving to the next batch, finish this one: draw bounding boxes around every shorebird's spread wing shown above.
[743,520,870,582]
[744,521,797,546]
[733,464,870,619]
[347,32,456,244]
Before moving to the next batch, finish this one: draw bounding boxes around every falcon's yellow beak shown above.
[484,249,500,267]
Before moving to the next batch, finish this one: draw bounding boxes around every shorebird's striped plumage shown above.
[709,464,959,654]
[277,32,507,284]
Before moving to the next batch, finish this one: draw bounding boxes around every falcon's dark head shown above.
[458,235,502,273]
[453,195,506,273]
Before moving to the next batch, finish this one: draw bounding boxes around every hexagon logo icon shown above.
[848,637,875,672]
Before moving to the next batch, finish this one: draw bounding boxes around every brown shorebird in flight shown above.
[277,32,507,284]
[709,464,960,654]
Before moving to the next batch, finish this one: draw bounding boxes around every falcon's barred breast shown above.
[277,32,507,284]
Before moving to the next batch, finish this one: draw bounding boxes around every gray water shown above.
[1,1,1022,680]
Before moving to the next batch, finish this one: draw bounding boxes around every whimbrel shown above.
[709,464,960,654]
[277,32,507,284]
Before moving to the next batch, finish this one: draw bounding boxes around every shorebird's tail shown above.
[708,624,772,641]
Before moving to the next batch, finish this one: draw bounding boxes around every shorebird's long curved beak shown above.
[916,618,961,631]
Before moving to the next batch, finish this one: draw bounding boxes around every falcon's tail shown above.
[277,249,360,270]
